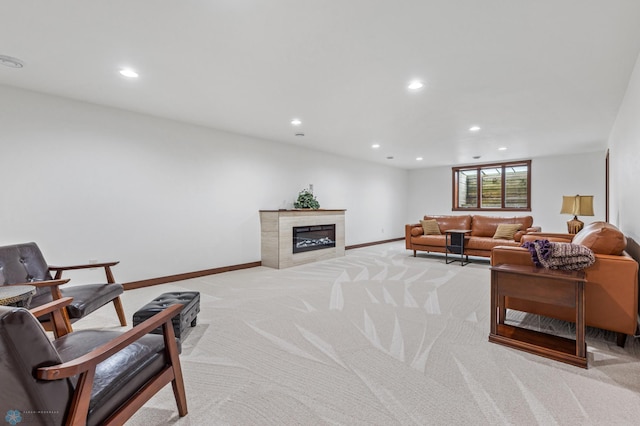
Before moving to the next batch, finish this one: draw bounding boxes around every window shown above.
[452,160,531,211]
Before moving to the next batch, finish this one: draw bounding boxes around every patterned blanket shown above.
[521,239,595,270]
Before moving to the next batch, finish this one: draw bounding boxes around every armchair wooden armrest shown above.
[30,297,74,337]
[29,296,73,317]
[9,279,72,335]
[7,279,70,289]
[9,278,70,301]
[49,261,120,283]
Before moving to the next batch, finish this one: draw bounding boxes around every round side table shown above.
[0,285,37,308]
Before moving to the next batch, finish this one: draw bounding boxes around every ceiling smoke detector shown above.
[0,55,25,68]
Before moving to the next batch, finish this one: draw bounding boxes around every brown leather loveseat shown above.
[406,215,541,258]
[491,222,639,346]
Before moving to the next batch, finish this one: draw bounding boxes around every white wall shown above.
[608,50,640,247]
[407,151,607,233]
[0,85,408,282]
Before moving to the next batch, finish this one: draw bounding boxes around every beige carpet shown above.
[76,242,640,425]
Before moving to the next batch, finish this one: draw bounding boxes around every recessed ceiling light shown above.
[295,132,304,137]
[371,144,380,149]
[386,156,394,160]
[119,68,139,78]
[407,80,424,90]
[469,126,481,132]
[498,147,507,151]
[0,55,24,68]
[291,119,302,126]
[472,155,481,159]
[416,157,423,161]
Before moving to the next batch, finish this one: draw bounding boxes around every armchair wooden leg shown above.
[163,322,188,416]
[616,332,627,348]
[113,297,127,326]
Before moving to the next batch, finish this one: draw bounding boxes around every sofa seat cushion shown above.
[31,283,124,319]
[465,236,521,251]
[572,221,627,255]
[411,235,447,246]
[53,330,167,426]
[471,215,533,238]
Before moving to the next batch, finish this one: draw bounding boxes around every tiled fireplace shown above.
[259,209,346,269]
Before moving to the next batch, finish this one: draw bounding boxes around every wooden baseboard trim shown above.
[123,261,262,290]
[124,239,403,290]
[346,237,404,250]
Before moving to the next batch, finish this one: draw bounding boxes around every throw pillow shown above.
[421,219,441,235]
[492,223,521,240]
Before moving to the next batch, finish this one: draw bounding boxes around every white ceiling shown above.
[2,1,640,169]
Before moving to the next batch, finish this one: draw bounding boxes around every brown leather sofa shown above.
[491,222,639,346]
[405,215,541,258]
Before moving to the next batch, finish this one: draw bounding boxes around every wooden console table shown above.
[489,264,588,368]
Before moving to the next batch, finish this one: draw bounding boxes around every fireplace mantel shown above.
[259,209,346,269]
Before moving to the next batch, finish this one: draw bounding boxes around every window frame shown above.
[452,160,531,211]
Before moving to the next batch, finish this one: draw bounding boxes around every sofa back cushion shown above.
[424,215,472,231]
[471,215,533,238]
[572,221,627,255]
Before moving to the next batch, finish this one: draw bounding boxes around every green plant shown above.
[294,188,320,209]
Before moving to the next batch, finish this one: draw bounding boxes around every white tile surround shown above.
[259,210,346,269]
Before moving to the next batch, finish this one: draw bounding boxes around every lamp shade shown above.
[560,195,594,216]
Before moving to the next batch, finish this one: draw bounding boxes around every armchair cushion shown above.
[53,330,167,426]
[31,283,124,319]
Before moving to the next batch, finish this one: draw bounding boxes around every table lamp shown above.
[560,195,594,234]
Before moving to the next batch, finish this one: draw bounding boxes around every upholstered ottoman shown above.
[132,291,200,340]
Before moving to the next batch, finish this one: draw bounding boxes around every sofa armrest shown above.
[490,246,533,266]
[520,232,574,244]
[405,223,422,249]
[513,227,542,242]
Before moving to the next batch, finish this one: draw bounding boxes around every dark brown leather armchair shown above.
[0,242,126,334]
[0,298,187,425]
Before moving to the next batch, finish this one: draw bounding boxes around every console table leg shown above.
[490,272,497,335]
[576,282,585,358]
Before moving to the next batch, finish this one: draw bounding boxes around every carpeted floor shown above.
[76,242,640,425]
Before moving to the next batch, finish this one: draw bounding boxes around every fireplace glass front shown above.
[293,224,336,253]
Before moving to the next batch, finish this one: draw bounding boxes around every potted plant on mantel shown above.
[294,188,320,209]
